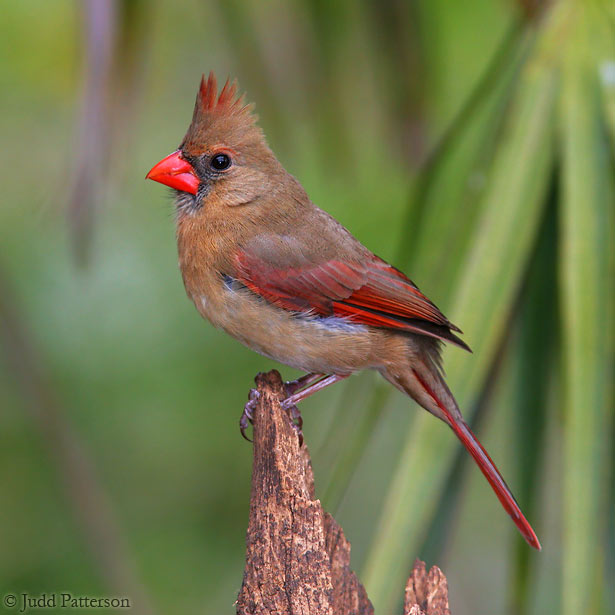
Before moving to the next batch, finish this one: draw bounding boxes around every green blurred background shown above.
[1,1,613,613]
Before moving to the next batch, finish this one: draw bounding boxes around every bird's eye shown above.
[211,153,232,171]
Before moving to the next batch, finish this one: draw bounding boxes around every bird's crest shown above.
[193,72,253,123]
[184,72,260,151]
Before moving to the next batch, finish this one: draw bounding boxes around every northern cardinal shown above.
[146,73,541,550]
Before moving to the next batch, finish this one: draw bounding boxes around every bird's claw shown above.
[240,383,305,446]
[239,389,260,442]
[281,398,304,447]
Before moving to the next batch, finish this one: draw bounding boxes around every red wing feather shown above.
[234,251,469,350]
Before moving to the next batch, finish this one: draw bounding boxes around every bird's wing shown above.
[232,241,470,351]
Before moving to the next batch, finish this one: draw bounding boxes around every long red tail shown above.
[412,369,541,550]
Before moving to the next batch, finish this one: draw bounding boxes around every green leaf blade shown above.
[362,16,562,609]
[559,7,615,614]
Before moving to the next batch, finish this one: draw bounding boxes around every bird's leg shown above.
[284,372,324,396]
[282,373,349,408]
[281,373,349,446]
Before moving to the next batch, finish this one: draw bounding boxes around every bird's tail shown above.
[388,357,541,550]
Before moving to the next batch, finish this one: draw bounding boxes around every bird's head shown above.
[147,73,278,215]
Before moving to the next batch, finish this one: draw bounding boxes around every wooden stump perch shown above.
[404,560,451,615]
[236,370,450,615]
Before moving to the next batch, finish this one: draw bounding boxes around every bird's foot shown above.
[240,373,343,446]
[281,398,304,447]
[239,388,260,442]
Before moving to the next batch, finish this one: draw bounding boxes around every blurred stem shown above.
[417,312,513,565]
[0,265,156,615]
[363,0,428,165]
[321,382,389,513]
[508,181,557,614]
[559,4,614,612]
[108,0,152,184]
[396,19,526,267]
[69,0,117,266]
[69,0,151,265]
[303,0,357,173]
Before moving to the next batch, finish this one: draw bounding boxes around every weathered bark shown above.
[403,560,451,615]
[236,370,450,615]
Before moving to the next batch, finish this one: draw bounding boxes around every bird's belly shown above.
[195,286,379,374]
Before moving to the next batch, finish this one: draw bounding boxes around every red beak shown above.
[146,150,199,195]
